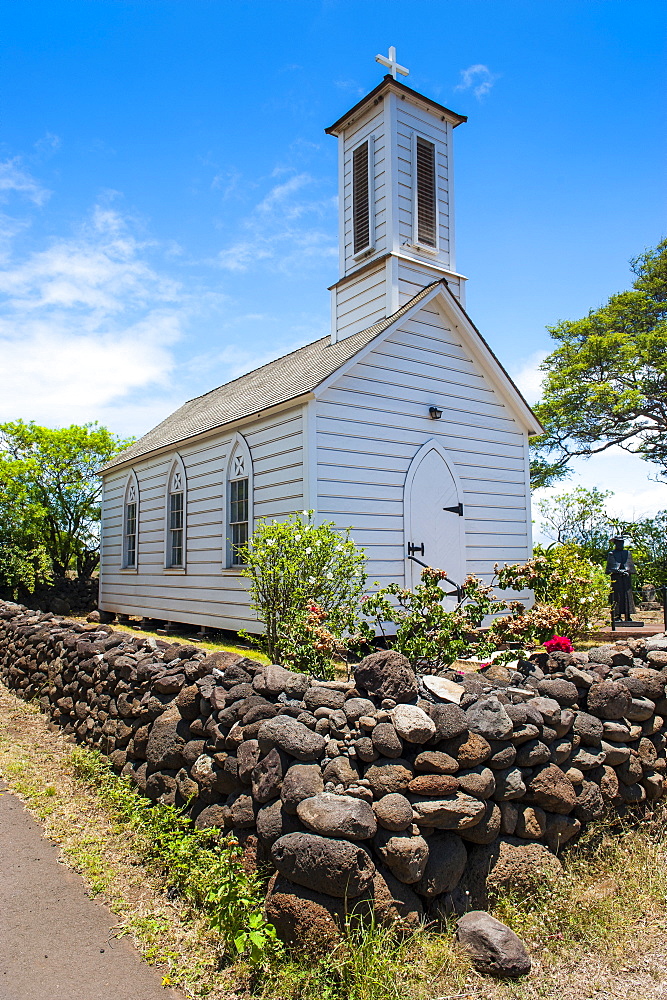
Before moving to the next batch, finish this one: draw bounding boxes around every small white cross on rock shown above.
[375,46,409,81]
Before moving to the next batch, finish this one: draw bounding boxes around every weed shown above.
[68,745,280,966]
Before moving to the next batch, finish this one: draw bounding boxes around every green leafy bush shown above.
[495,542,609,638]
[69,745,280,965]
[359,567,502,670]
[239,511,366,675]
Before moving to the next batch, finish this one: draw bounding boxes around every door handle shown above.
[408,542,424,556]
[443,503,464,516]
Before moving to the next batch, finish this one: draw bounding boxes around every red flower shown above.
[544,635,573,653]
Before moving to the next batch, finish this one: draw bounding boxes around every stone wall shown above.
[1,598,666,946]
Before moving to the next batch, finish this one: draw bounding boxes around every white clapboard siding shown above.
[333,261,388,341]
[99,407,306,631]
[315,295,532,588]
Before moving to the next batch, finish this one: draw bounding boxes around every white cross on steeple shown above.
[375,46,409,81]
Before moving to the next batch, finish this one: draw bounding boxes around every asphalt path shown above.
[0,782,183,1000]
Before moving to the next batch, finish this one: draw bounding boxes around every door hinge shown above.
[443,502,464,517]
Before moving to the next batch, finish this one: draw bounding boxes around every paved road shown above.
[0,783,183,1000]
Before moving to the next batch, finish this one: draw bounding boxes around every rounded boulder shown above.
[271,831,376,898]
[297,792,377,841]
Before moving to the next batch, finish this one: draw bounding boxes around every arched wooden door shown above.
[405,443,465,608]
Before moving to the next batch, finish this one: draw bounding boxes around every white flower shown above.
[326,572,333,579]
[301,510,309,517]
[305,547,312,554]
[266,539,276,546]
[308,576,316,584]
[294,534,302,541]
[579,597,586,603]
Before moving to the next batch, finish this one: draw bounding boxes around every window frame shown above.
[121,471,139,572]
[164,456,187,572]
[412,132,439,253]
[224,434,253,570]
[351,135,375,260]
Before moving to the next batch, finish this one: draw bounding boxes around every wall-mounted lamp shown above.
[428,406,443,420]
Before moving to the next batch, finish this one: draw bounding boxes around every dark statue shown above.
[605,536,638,622]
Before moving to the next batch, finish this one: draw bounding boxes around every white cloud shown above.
[509,350,548,405]
[216,167,337,273]
[455,64,499,100]
[0,158,50,205]
[532,447,667,544]
[0,198,188,429]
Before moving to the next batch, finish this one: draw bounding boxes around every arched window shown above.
[165,456,187,569]
[122,471,139,569]
[225,435,253,567]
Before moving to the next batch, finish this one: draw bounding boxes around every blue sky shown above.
[1,0,666,527]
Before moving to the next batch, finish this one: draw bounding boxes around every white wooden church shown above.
[99,51,541,632]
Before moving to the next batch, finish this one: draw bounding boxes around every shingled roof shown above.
[100,281,441,472]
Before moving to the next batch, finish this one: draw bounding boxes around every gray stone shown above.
[354,650,418,703]
[492,767,526,801]
[414,832,467,898]
[343,697,376,722]
[365,758,414,796]
[429,703,468,741]
[258,715,326,761]
[515,740,552,767]
[391,703,436,744]
[373,793,413,832]
[304,686,347,712]
[528,697,561,725]
[456,911,531,978]
[459,801,502,845]
[256,799,303,846]
[280,763,324,814]
[297,793,377,840]
[411,792,486,829]
[587,681,632,720]
[373,829,430,883]
[271,832,376,898]
[251,747,284,804]
[466,697,513,740]
[371,723,403,758]
[145,707,187,770]
[253,664,310,699]
[572,711,604,746]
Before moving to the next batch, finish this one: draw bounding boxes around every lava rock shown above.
[271,832,376,898]
[373,829,430,883]
[525,764,577,814]
[281,763,325,814]
[373,793,414,832]
[587,681,632,720]
[365,758,415,796]
[466,698,513,740]
[354,650,418,704]
[257,715,326,761]
[456,910,531,978]
[414,832,467,898]
[391,704,436,744]
[297,792,377,841]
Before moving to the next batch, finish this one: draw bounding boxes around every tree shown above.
[530,238,667,487]
[537,486,613,560]
[0,421,133,580]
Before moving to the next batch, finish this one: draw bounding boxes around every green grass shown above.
[84,617,272,664]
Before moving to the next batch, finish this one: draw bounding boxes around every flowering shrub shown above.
[494,542,609,639]
[544,635,574,653]
[359,567,503,670]
[238,511,366,675]
[486,604,580,648]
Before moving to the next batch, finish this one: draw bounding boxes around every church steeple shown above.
[326,54,468,343]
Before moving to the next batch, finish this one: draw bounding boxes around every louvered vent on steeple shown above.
[352,140,371,254]
[416,136,436,247]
